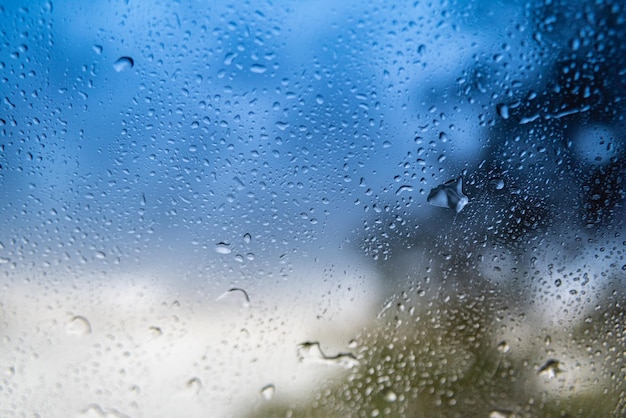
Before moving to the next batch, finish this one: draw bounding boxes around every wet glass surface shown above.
[0,1,624,417]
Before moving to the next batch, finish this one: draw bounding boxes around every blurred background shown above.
[0,0,624,417]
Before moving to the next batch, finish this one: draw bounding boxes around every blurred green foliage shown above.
[246,271,625,417]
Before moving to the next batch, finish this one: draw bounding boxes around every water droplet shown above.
[0,257,11,264]
[275,121,289,130]
[148,326,162,337]
[489,178,505,190]
[395,185,413,195]
[243,233,252,244]
[215,242,232,254]
[185,377,202,395]
[92,45,103,54]
[113,56,134,72]
[489,410,515,418]
[224,52,237,65]
[383,389,397,402]
[260,384,275,400]
[66,315,92,336]
[78,404,128,418]
[427,177,468,213]
[250,63,267,74]
[216,288,250,308]
[496,103,509,119]
[538,359,562,378]
[94,251,106,260]
[497,341,510,353]
[315,95,324,104]
[296,342,359,369]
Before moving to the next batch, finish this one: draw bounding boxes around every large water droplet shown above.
[490,178,505,190]
[395,185,413,195]
[216,288,250,308]
[148,326,163,337]
[66,315,92,336]
[537,359,562,378]
[489,410,515,418]
[185,377,202,395]
[260,384,275,400]
[427,177,468,213]
[496,103,509,119]
[383,389,397,402]
[250,63,267,74]
[113,56,134,72]
[214,242,232,254]
[296,342,359,369]
[78,404,128,417]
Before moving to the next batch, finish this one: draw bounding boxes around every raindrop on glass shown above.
[214,242,232,254]
[538,359,562,378]
[186,377,202,395]
[496,103,510,119]
[489,178,505,190]
[296,342,359,369]
[113,56,134,72]
[383,389,397,402]
[427,177,468,213]
[260,384,275,400]
[66,315,92,336]
[489,410,515,418]
[250,63,267,74]
[216,287,250,308]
